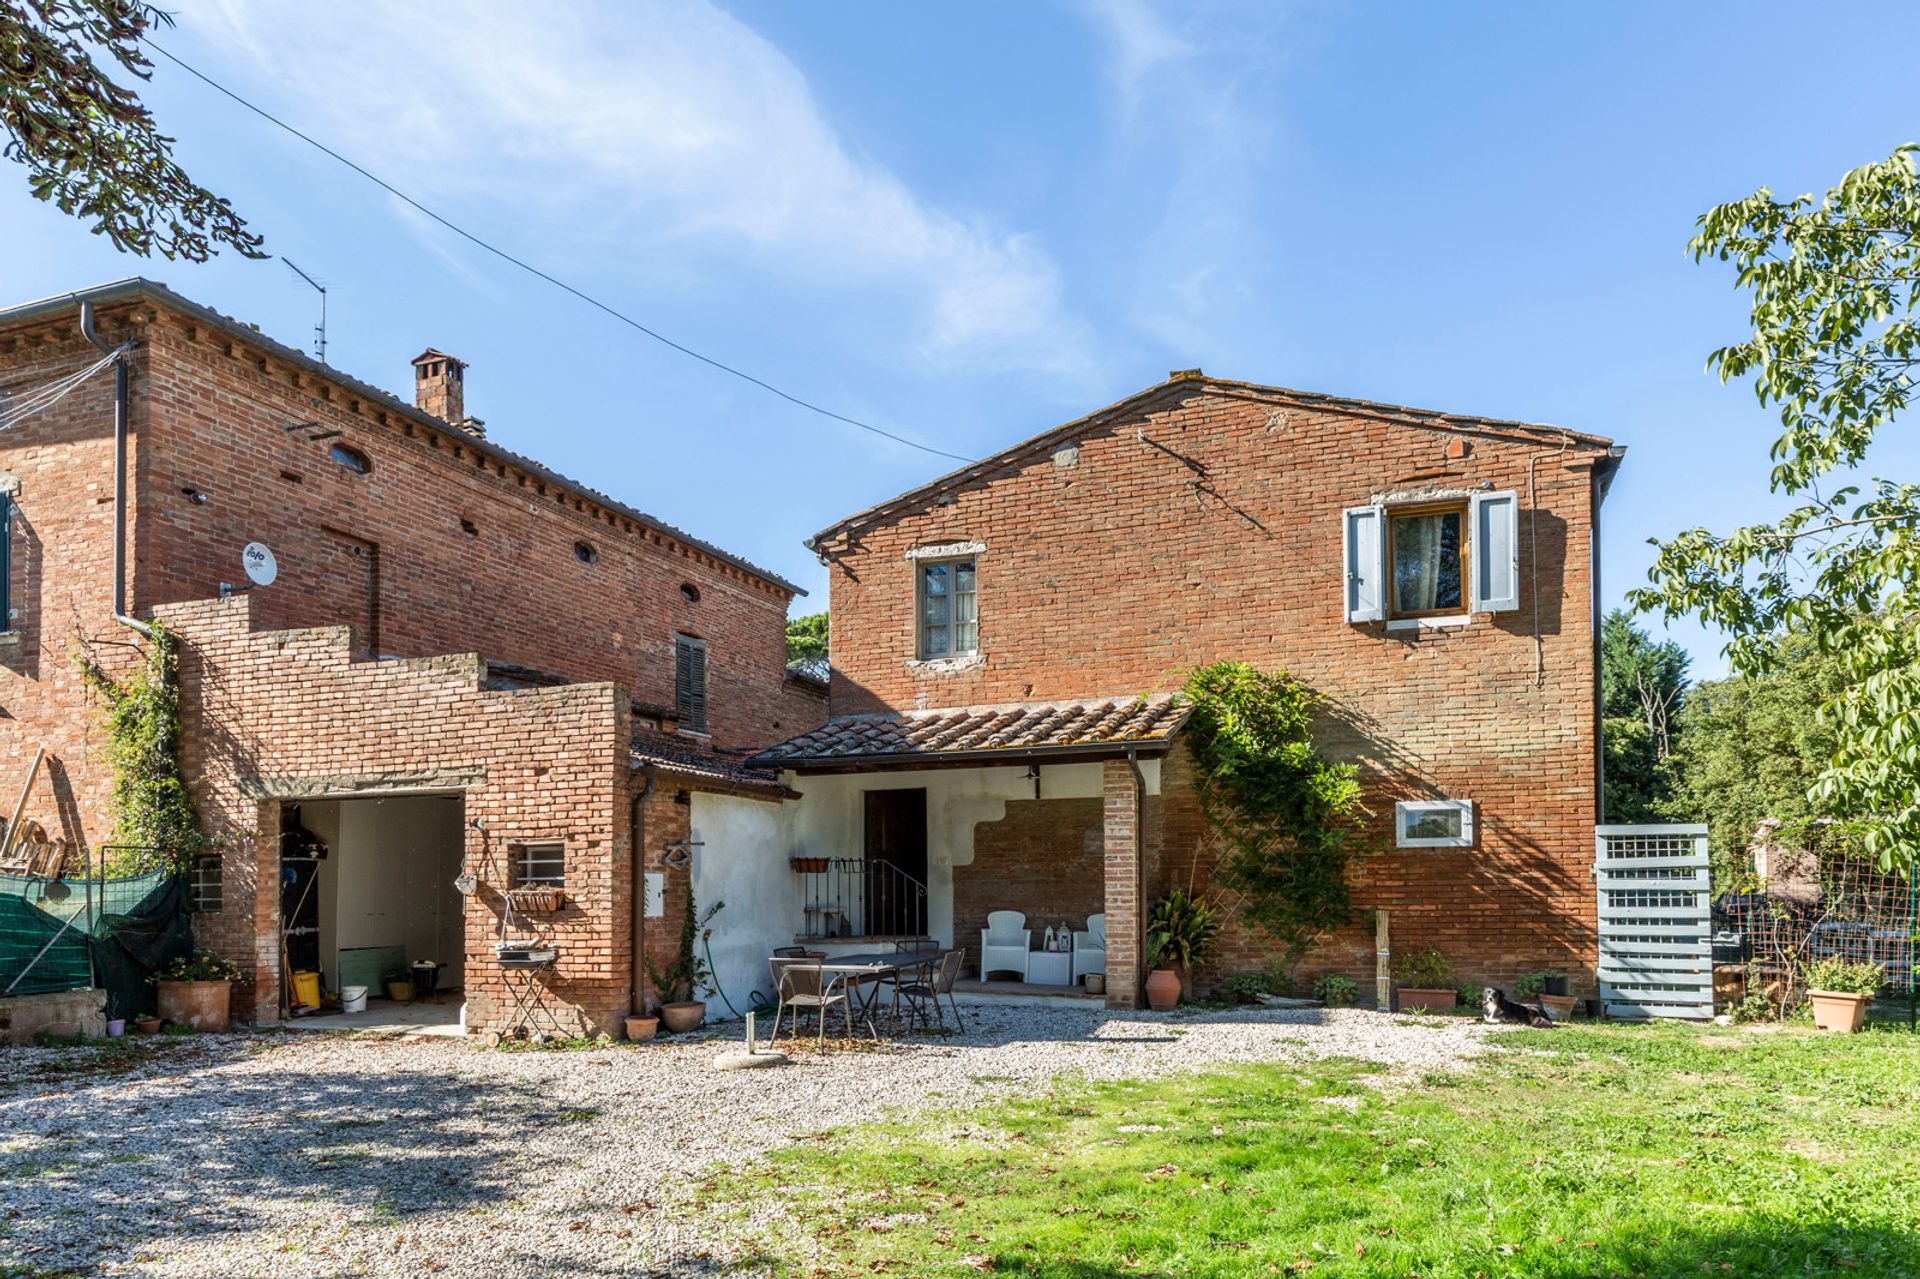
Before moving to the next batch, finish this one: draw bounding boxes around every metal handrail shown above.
[798,856,929,940]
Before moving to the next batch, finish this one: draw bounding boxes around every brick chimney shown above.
[411,348,484,437]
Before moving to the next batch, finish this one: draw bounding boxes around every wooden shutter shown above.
[1342,504,1386,622]
[0,493,10,628]
[1470,490,1519,613]
[675,636,708,733]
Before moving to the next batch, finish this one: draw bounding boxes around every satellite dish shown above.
[242,542,278,587]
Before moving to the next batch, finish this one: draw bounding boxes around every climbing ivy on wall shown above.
[77,620,205,876]
[1180,661,1367,981]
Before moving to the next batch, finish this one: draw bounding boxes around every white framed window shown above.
[1395,799,1474,848]
[188,853,223,913]
[917,558,977,659]
[509,842,565,889]
[1344,491,1519,624]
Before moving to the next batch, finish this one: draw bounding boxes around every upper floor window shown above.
[330,443,372,475]
[918,558,977,659]
[674,634,708,734]
[1388,503,1465,618]
[1344,491,1518,624]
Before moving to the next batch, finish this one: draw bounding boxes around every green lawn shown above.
[712,1021,1920,1277]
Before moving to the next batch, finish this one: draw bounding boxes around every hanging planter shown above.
[507,886,566,913]
[789,855,829,874]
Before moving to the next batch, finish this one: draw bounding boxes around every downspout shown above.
[79,301,149,637]
[630,771,654,1017]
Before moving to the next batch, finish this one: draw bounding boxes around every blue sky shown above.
[5,2,1917,677]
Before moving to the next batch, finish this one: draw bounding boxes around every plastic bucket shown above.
[291,970,321,1009]
[105,1018,126,1037]
[341,985,369,1014]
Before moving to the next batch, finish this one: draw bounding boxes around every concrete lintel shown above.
[240,768,486,800]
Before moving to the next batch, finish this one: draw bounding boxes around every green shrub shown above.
[1144,887,1219,972]
[1393,946,1453,988]
[1457,984,1485,1007]
[1225,972,1273,1004]
[1804,957,1884,996]
[1512,971,1560,999]
[1312,972,1359,1007]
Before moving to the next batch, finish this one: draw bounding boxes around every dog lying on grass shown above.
[1483,986,1555,1028]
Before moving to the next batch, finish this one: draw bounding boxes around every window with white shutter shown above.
[674,635,708,734]
[1470,490,1519,613]
[1343,505,1386,623]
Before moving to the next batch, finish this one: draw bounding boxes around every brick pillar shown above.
[1102,757,1143,1009]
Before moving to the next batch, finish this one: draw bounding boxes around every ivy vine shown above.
[78,620,205,877]
[1181,661,1368,981]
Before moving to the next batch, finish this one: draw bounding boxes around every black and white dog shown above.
[1483,986,1554,1029]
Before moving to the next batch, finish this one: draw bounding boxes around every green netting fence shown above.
[1,858,190,1017]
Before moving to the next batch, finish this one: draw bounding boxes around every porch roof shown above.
[631,730,793,798]
[747,694,1189,772]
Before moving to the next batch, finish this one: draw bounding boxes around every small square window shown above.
[188,853,223,913]
[1388,503,1467,618]
[509,843,565,889]
[1395,800,1473,848]
[918,558,977,659]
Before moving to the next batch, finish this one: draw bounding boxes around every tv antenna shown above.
[284,259,328,362]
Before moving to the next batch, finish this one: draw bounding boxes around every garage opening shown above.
[280,794,467,1032]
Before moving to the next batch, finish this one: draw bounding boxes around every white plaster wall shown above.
[689,792,795,1018]
[312,795,466,991]
[779,760,1160,948]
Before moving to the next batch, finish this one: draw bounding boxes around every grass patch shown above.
[711,1022,1920,1277]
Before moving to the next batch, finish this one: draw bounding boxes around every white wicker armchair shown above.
[1070,913,1107,985]
[978,910,1031,981]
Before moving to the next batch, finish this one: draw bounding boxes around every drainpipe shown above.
[630,772,654,1017]
[79,301,149,637]
[1125,748,1147,1005]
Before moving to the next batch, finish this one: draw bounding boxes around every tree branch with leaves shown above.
[1631,144,1920,868]
[1,0,264,260]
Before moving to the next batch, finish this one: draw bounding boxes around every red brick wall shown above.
[818,382,1608,993]
[126,304,815,751]
[165,595,633,1034]
[0,296,821,867]
[954,796,1104,973]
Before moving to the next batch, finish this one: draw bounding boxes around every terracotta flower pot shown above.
[1537,994,1578,1022]
[1397,987,1457,1012]
[133,1016,163,1035]
[790,857,829,874]
[624,1015,660,1042]
[155,980,231,1032]
[659,1000,706,1033]
[1808,989,1870,1033]
[1144,968,1181,1012]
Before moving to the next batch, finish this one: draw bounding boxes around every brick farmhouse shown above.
[0,279,822,1034]
[755,372,1623,1005]
[0,278,1621,1032]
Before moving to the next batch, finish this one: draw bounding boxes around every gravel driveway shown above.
[0,1005,1498,1277]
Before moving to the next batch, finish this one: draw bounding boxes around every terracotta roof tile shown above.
[749,695,1188,769]
[632,730,788,794]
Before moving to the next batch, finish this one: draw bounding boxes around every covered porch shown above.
[752,696,1189,1009]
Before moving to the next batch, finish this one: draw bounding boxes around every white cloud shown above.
[188,0,1091,377]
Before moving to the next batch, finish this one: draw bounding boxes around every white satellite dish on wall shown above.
[242,542,278,587]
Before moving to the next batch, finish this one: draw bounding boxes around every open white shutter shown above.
[1342,504,1386,622]
[1470,490,1519,613]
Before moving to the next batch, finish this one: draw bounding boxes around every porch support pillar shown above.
[1101,757,1144,1009]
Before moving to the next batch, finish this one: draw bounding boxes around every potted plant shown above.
[153,949,245,1032]
[1143,887,1219,1011]
[1514,970,1577,1022]
[133,1015,163,1034]
[1805,957,1883,1033]
[1393,946,1457,1011]
[647,892,725,1032]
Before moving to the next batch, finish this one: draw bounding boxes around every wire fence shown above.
[1713,823,1920,1023]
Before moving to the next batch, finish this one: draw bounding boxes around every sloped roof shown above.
[808,370,1618,545]
[0,279,801,596]
[749,695,1189,771]
[632,729,790,797]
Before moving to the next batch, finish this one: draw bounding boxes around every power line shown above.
[143,39,976,466]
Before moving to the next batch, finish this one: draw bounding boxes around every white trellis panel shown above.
[1594,824,1713,1020]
